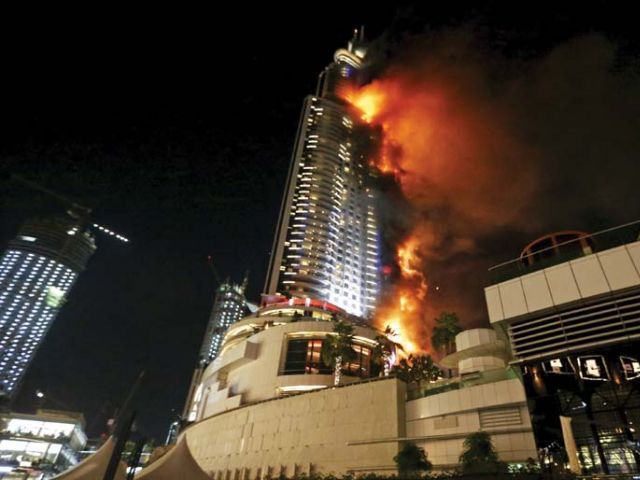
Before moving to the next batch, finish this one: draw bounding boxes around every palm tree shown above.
[410,354,442,383]
[391,354,441,385]
[431,312,462,355]
[321,319,357,386]
[371,326,404,377]
[392,356,414,383]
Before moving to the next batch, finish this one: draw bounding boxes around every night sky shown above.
[1,3,639,441]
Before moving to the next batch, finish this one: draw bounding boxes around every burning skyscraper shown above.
[264,29,381,318]
[129,30,542,478]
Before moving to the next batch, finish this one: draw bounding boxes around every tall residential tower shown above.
[181,277,248,423]
[198,278,248,366]
[0,216,96,398]
[264,30,381,318]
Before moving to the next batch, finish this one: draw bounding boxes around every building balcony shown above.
[406,367,521,401]
[485,222,640,324]
[488,221,640,284]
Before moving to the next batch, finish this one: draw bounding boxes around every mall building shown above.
[0,409,87,478]
[135,298,536,478]
[485,222,640,475]
[133,222,640,478]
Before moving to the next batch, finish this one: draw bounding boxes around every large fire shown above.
[345,88,384,123]
[377,236,429,355]
[343,52,537,354]
[345,83,433,355]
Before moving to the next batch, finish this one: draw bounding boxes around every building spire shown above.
[349,26,366,53]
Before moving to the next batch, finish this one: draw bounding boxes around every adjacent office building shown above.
[198,278,248,366]
[182,278,248,423]
[264,29,381,318]
[0,217,95,398]
[485,223,640,475]
[0,409,88,478]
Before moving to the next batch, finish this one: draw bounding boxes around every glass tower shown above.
[264,30,381,318]
[198,278,247,366]
[0,216,96,398]
[182,278,248,423]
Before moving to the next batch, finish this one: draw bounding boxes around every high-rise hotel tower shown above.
[264,30,381,318]
[0,216,96,398]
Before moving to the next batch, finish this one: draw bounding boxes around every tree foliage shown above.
[321,319,356,385]
[393,442,432,477]
[392,354,441,385]
[459,431,506,474]
[431,312,462,355]
[371,326,404,376]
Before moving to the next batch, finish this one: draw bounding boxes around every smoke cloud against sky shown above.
[354,27,640,347]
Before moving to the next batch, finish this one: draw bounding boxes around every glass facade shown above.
[265,33,381,318]
[523,343,640,475]
[0,412,87,476]
[198,280,247,366]
[282,338,372,378]
[0,218,95,398]
[283,339,331,375]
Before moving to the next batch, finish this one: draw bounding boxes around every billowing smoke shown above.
[349,28,640,352]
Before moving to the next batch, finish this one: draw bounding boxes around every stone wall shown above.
[406,378,537,468]
[185,377,406,477]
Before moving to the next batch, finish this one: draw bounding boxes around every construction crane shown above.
[205,254,250,296]
[11,175,130,243]
[205,255,222,286]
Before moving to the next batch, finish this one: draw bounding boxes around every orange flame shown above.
[341,35,541,356]
[343,85,434,355]
[345,87,384,123]
[372,234,429,356]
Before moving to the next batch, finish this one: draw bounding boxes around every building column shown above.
[585,398,609,474]
[559,416,581,474]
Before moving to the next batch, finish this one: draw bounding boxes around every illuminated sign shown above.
[542,358,575,375]
[45,286,65,308]
[578,355,610,381]
[620,356,640,380]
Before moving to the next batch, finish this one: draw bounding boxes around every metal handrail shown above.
[487,220,640,284]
